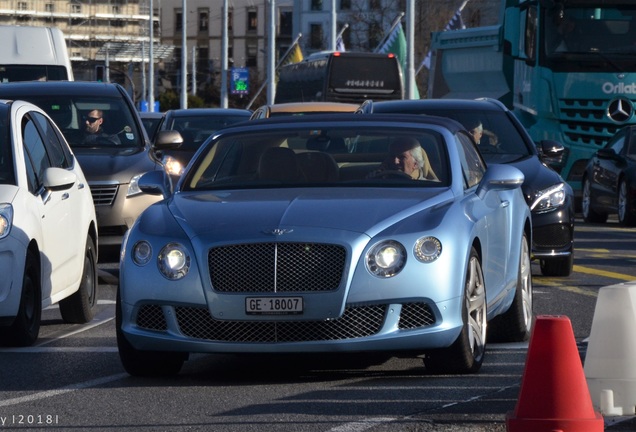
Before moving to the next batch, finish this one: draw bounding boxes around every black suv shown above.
[0,81,164,247]
[358,98,574,276]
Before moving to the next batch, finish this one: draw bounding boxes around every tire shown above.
[424,247,486,374]
[539,254,573,277]
[59,237,98,323]
[617,180,636,227]
[116,288,186,377]
[489,233,534,342]
[1,251,41,347]
[582,177,608,223]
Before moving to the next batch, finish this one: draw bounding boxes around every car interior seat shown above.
[257,147,305,183]
[297,151,339,183]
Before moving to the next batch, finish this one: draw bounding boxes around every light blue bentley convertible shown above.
[117,113,533,376]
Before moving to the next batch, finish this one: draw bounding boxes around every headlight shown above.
[414,236,442,263]
[163,155,183,176]
[0,203,13,239]
[132,240,152,266]
[127,173,144,197]
[530,183,566,213]
[366,240,406,278]
[158,243,190,280]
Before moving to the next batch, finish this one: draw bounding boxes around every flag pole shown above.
[336,23,349,40]
[373,12,405,53]
[415,0,469,76]
[246,33,303,110]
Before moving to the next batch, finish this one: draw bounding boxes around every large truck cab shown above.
[429,0,636,205]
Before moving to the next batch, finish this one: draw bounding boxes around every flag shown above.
[376,23,420,98]
[276,43,304,82]
[280,43,304,67]
[336,35,345,52]
[420,6,466,70]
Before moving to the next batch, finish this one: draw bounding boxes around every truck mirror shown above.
[504,7,521,58]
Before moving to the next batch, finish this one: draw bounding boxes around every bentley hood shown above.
[166,187,452,240]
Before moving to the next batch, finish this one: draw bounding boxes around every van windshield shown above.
[0,65,70,82]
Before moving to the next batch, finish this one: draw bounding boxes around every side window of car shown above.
[455,132,486,189]
[31,111,72,169]
[22,116,51,194]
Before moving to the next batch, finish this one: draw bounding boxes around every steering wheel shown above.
[369,170,413,180]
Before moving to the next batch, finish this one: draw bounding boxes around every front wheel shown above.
[582,178,608,223]
[1,251,41,346]
[424,247,486,374]
[539,254,573,277]
[59,237,97,323]
[116,288,186,377]
[617,180,636,226]
[489,233,533,342]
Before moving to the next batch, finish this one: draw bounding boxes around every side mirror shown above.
[539,139,565,164]
[138,170,173,199]
[596,148,618,160]
[476,163,524,199]
[43,167,77,191]
[154,130,183,151]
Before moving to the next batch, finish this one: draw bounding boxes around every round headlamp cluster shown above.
[366,240,407,278]
[132,240,190,280]
[414,236,442,263]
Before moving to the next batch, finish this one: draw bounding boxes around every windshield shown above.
[17,95,144,149]
[165,114,250,152]
[0,105,15,185]
[182,127,451,191]
[542,4,636,71]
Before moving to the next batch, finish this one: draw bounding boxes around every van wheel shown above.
[59,237,97,323]
[2,251,41,346]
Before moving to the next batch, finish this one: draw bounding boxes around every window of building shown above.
[112,5,120,14]
[340,0,351,10]
[368,21,382,49]
[18,2,28,10]
[175,10,182,31]
[45,2,54,12]
[247,10,257,31]
[199,10,208,32]
[246,44,257,67]
[311,0,323,11]
[280,10,292,36]
[310,23,324,49]
[197,47,209,71]
[70,4,81,14]
[110,19,125,28]
[228,8,233,32]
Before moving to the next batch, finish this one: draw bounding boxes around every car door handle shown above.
[62,192,70,200]
[501,200,510,208]
[78,183,85,190]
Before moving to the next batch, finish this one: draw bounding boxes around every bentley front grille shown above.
[136,304,167,331]
[208,242,346,293]
[174,304,386,342]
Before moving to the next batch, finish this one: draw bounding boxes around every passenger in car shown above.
[82,109,121,145]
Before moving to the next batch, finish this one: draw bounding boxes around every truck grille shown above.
[559,98,625,148]
[89,183,119,206]
[208,242,346,293]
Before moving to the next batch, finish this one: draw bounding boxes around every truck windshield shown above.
[543,5,636,66]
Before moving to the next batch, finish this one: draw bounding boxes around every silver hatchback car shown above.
[0,81,165,247]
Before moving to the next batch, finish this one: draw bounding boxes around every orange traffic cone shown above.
[506,315,604,432]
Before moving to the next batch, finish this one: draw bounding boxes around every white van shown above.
[0,25,73,82]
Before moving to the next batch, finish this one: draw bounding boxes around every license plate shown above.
[246,297,303,315]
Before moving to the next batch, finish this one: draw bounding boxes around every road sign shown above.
[231,67,249,95]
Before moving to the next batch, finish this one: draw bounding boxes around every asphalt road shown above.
[1,218,636,431]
